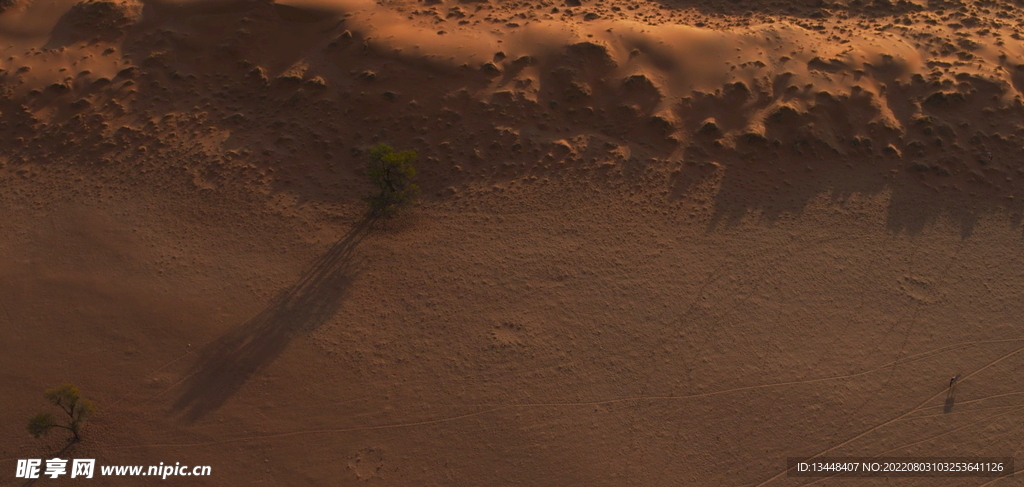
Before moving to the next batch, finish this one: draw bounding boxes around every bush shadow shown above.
[171,218,372,422]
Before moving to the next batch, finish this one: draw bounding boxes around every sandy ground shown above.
[3,0,1024,484]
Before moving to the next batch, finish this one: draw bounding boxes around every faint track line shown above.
[978,466,1024,487]
[753,343,1024,487]
[38,342,1013,456]
[911,391,1024,415]
[887,241,967,380]
[796,406,1024,487]
[847,240,961,426]
[2,338,1020,464]
[909,404,1024,420]
[977,417,1024,454]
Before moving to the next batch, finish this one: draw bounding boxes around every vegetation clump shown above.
[27,384,96,442]
[365,144,419,215]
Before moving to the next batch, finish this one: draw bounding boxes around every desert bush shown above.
[365,144,419,214]
[27,384,95,442]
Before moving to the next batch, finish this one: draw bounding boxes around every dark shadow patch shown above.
[44,0,140,49]
[171,218,372,421]
[943,394,955,413]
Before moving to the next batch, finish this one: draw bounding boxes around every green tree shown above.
[365,144,419,214]
[27,384,95,442]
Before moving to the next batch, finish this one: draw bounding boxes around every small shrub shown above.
[365,144,419,214]
[27,384,95,442]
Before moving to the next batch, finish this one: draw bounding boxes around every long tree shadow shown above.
[172,217,373,422]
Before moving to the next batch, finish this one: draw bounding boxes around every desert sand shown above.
[2,0,1024,484]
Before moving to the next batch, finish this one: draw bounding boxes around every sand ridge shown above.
[2,0,1024,232]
